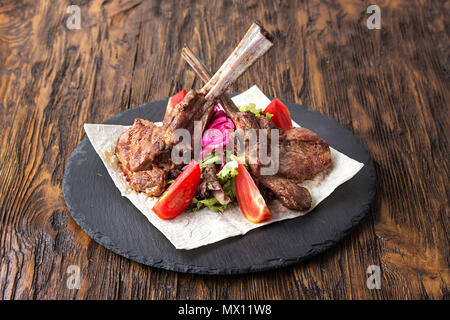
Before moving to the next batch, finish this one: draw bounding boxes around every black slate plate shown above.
[63,96,376,275]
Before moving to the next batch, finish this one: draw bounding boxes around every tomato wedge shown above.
[235,163,272,223]
[264,98,293,130]
[152,160,200,220]
[163,89,187,122]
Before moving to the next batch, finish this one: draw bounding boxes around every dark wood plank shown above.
[0,0,448,299]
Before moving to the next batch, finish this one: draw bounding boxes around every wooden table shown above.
[0,0,448,300]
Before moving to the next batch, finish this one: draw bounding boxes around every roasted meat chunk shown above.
[278,127,332,182]
[259,175,312,211]
[115,118,162,172]
[127,167,167,196]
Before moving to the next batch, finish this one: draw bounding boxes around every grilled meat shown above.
[126,167,167,196]
[279,127,331,183]
[116,119,166,172]
[259,175,312,211]
[257,114,278,130]
[163,89,209,135]
[115,119,172,197]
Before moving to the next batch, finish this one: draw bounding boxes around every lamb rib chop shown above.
[115,23,274,197]
[182,46,332,211]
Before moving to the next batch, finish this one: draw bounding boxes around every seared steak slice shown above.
[163,90,207,135]
[127,167,167,197]
[278,127,331,182]
[259,175,311,211]
[115,118,166,172]
[115,118,173,196]
[229,110,261,131]
[257,114,277,130]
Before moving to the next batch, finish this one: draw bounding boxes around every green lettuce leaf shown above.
[217,159,238,181]
[237,102,272,120]
[190,197,227,213]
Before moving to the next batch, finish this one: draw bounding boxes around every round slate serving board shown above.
[63,97,376,275]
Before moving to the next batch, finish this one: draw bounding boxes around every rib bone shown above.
[200,22,274,101]
[165,22,273,132]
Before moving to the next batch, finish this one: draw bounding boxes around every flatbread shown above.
[84,86,364,249]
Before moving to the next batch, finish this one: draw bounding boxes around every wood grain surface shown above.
[0,0,448,300]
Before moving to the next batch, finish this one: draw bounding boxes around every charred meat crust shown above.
[278,127,332,183]
[127,167,167,196]
[115,118,160,172]
[115,118,171,197]
[259,175,312,211]
[163,90,206,133]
